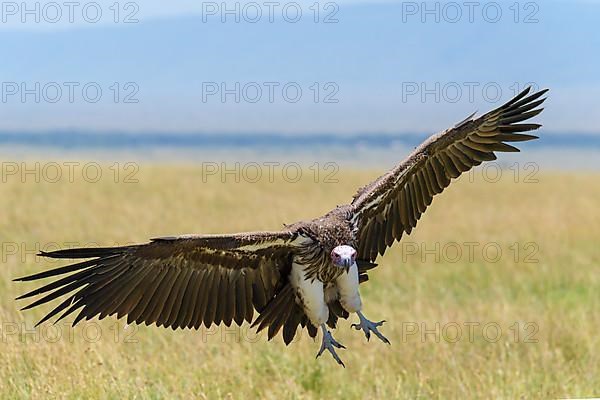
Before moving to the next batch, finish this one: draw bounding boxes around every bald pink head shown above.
[331,245,357,270]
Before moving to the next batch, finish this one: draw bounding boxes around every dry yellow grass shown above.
[1,164,599,399]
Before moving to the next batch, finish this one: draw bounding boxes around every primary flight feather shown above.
[15,87,548,366]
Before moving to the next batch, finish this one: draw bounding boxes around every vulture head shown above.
[331,245,357,272]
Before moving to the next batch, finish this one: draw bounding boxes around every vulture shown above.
[16,87,547,367]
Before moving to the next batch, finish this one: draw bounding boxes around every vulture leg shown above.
[316,323,346,367]
[335,261,362,313]
[351,311,390,345]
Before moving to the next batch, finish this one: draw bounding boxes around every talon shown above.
[353,312,390,345]
[316,324,346,367]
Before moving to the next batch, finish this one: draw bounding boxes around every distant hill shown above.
[0,131,598,150]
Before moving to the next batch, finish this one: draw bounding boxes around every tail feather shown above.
[252,284,318,345]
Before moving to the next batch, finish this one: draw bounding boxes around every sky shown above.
[0,0,598,135]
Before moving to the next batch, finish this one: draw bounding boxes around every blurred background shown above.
[1,1,600,398]
[0,0,599,168]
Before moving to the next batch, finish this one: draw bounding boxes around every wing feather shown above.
[182,270,203,329]
[15,231,304,330]
[351,87,548,262]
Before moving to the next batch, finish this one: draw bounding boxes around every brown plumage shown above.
[15,87,548,345]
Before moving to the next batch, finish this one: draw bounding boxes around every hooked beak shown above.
[339,257,352,273]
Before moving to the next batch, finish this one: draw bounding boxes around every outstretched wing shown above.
[15,231,310,330]
[351,87,548,262]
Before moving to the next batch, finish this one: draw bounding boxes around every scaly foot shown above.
[316,324,346,367]
[351,311,390,344]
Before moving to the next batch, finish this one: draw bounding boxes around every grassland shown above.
[1,164,599,399]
